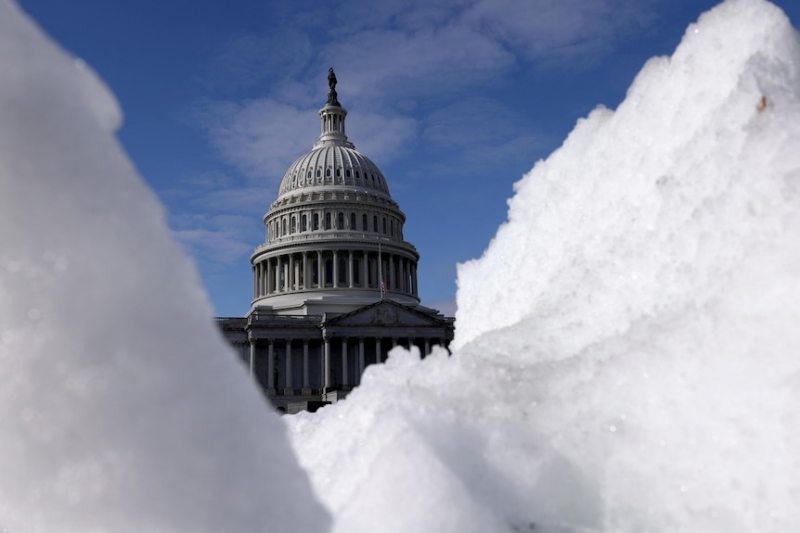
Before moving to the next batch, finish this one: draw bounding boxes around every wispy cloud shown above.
[194,0,661,175]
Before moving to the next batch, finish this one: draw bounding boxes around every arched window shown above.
[362,214,368,231]
[336,168,341,178]
[382,217,387,234]
[338,212,344,229]
[313,213,319,231]
[346,169,351,178]
[325,212,332,230]
[326,168,331,177]
[291,216,296,234]
[373,215,378,233]
[301,214,307,232]
[282,218,287,235]
[316,168,321,178]
[350,213,356,229]
[390,219,394,236]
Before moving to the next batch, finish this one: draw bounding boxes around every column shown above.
[284,340,293,395]
[288,254,295,292]
[361,251,368,287]
[375,337,382,363]
[324,338,331,392]
[342,337,349,387]
[302,251,309,290]
[392,337,398,349]
[317,251,323,288]
[399,259,405,292]
[348,250,354,288]
[333,250,339,288]
[248,336,256,378]
[389,254,396,291]
[412,264,418,296]
[424,338,430,356]
[358,337,365,384]
[302,340,311,395]
[275,256,281,293]
[407,337,414,352]
[267,340,275,394]
[266,259,272,295]
[252,266,257,298]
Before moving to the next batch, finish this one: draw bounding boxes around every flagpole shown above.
[378,242,384,300]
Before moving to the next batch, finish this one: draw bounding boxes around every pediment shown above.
[327,301,446,328]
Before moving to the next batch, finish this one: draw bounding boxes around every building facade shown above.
[217,70,454,412]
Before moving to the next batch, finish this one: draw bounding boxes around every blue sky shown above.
[18,0,800,317]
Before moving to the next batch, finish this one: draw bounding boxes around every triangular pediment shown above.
[326,300,447,328]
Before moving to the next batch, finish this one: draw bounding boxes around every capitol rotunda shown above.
[217,70,454,412]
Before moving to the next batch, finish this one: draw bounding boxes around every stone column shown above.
[375,337,382,363]
[389,254,395,291]
[317,251,323,287]
[424,338,430,356]
[361,251,368,287]
[267,340,275,394]
[288,254,295,292]
[302,251,309,290]
[358,337,365,383]
[324,338,331,392]
[412,264,418,296]
[302,340,311,395]
[252,266,257,298]
[342,337,349,387]
[248,336,256,378]
[348,250,354,288]
[275,256,282,293]
[333,250,339,288]
[266,259,272,295]
[284,340,293,395]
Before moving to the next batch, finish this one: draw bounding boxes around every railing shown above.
[252,233,417,254]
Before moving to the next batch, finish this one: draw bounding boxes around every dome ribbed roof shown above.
[277,144,390,198]
[275,92,393,201]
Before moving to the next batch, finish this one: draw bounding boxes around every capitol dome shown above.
[250,71,420,315]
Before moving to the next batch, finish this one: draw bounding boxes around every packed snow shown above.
[288,0,800,531]
[3,0,800,532]
[0,1,328,532]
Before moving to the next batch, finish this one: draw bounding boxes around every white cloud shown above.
[191,98,319,182]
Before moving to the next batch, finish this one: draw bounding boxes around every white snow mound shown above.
[0,1,329,531]
[288,0,800,531]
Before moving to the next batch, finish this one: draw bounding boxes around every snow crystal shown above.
[287,0,800,532]
[0,1,328,531]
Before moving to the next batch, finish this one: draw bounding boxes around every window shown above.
[301,214,307,232]
[326,168,331,177]
[346,169,351,178]
[325,212,332,230]
[339,258,347,284]
[382,217,387,234]
[362,214,368,231]
[316,168,321,178]
[336,168,341,178]
[313,213,319,230]
[390,219,394,236]
[338,212,344,230]
[373,215,378,233]
[282,218,287,235]
[353,259,360,285]
[350,213,356,230]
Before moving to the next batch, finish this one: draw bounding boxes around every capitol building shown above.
[217,70,454,413]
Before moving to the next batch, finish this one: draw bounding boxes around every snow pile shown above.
[0,2,328,532]
[288,0,800,531]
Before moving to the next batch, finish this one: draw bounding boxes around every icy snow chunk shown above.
[0,1,328,531]
[288,0,800,531]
